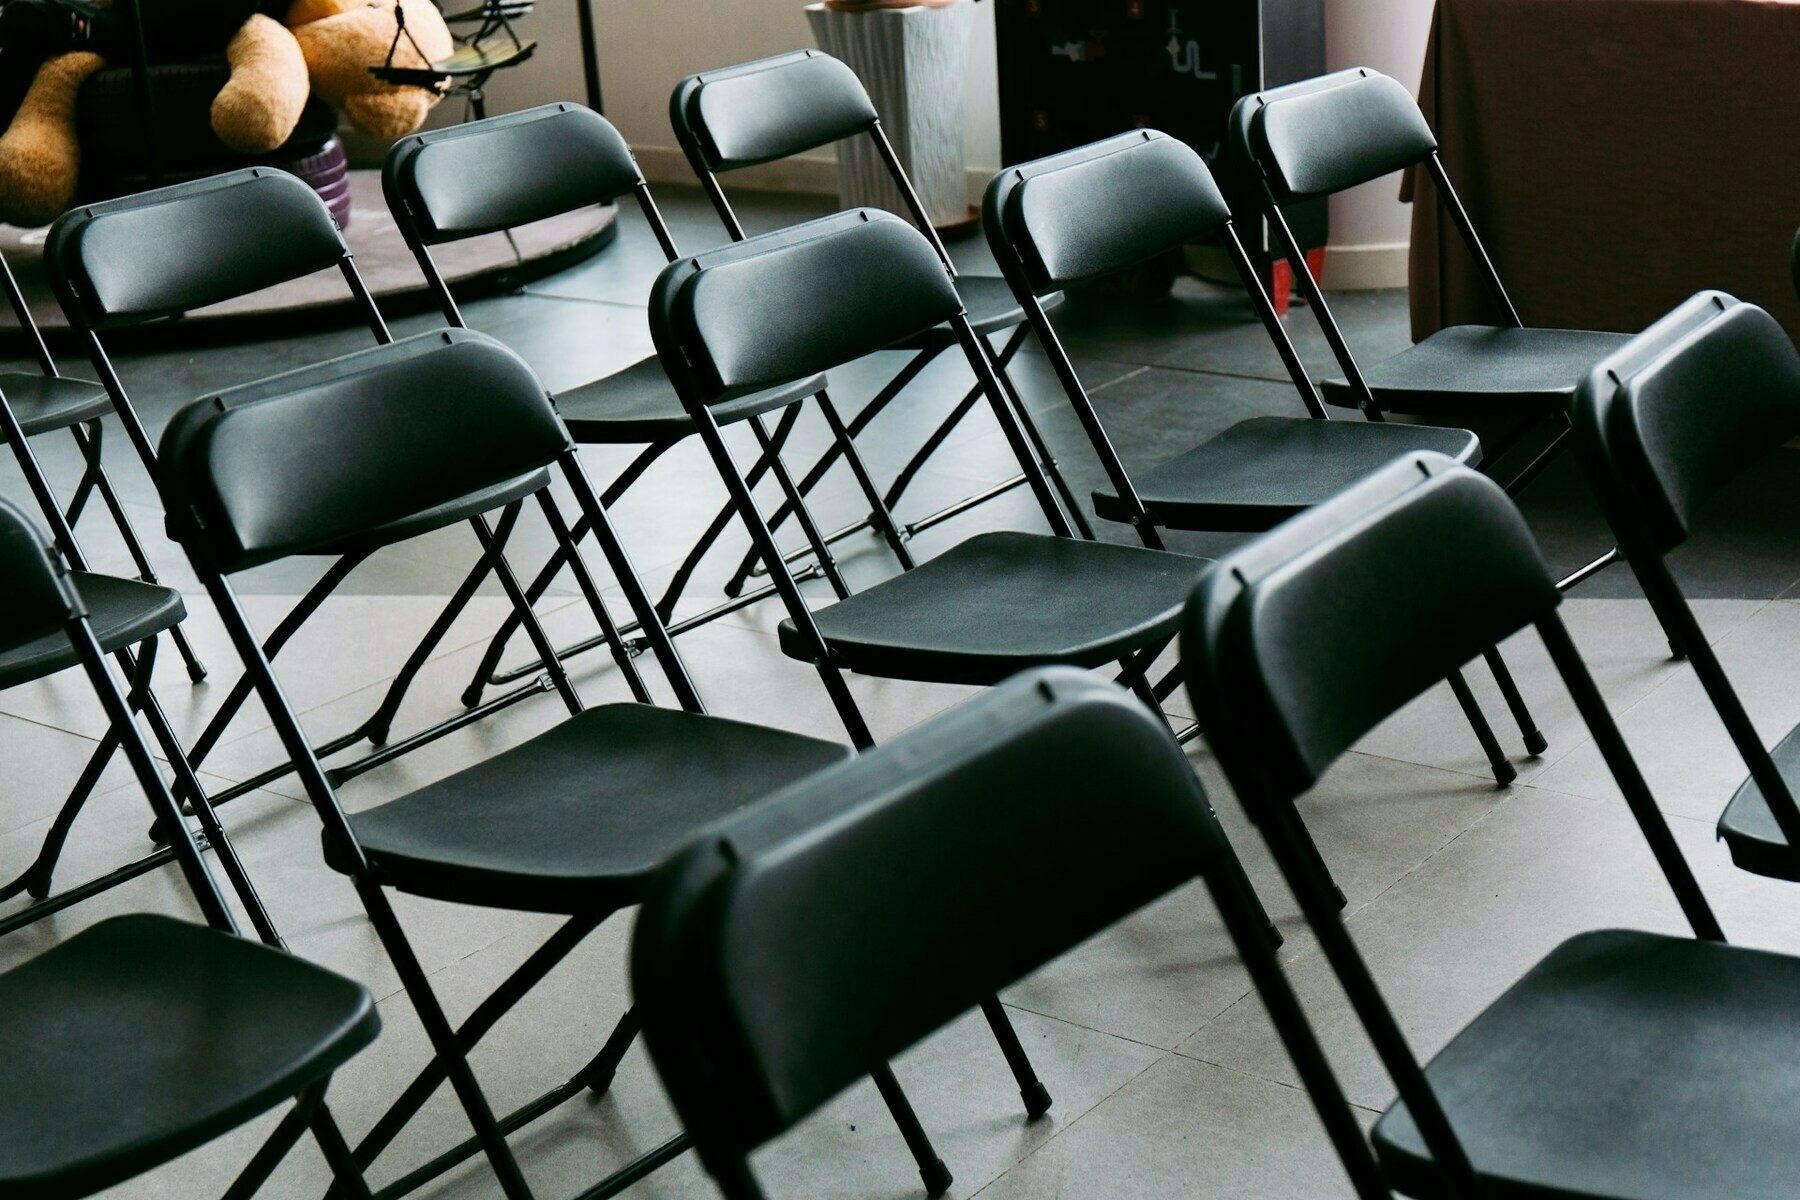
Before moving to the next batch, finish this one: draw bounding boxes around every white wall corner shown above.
[1321,241,1410,291]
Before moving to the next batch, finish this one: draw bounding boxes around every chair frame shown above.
[0,496,374,1200]
[1569,290,1800,883]
[0,243,209,680]
[43,168,630,828]
[383,103,900,713]
[633,667,1391,1200]
[668,48,1094,605]
[0,375,280,943]
[1229,67,1623,593]
[982,128,1547,799]
[1183,453,1726,1197]
[167,327,962,1200]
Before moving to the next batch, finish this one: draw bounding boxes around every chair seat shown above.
[894,276,1061,348]
[327,468,551,557]
[1319,326,1632,416]
[1717,722,1800,881]
[555,357,826,445]
[0,914,377,1200]
[0,572,184,690]
[335,704,851,913]
[1372,929,1800,1200]
[0,373,111,439]
[778,530,1205,686]
[1092,415,1481,532]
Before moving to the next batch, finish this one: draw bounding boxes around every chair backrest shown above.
[1574,291,1800,557]
[670,50,879,174]
[0,499,83,655]
[1229,67,1437,205]
[984,130,1235,296]
[650,209,961,407]
[158,329,568,573]
[385,103,645,246]
[1183,453,1560,807]
[46,169,349,332]
[632,666,1234,1175]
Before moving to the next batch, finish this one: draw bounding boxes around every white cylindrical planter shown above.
[804,1,976,230]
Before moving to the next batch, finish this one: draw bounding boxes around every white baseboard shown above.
[1320,242,1410,291]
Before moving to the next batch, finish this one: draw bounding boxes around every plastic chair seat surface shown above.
[779,530,1206,685]
[1093,415,1481,531]
[1717,722,1800,882]
[0,572,184,690]
[0,914,377,1200]
[1320,326,1632,415]
[554,357,826,444]
[0,374,111,439]
[1372,929,1800,1200]
[339,704,851,913]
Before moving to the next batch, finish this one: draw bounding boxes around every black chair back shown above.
[1574,291,1800,558]
[46,169,350,332]
[386,103,645,245]
[650,209,961,407]
[985,130,1234,295]
[633,667,1269,1189]
[670,50,879,173]
[1184,452,1559,806]
[158,330,568,574]
[1230,68,1437,205]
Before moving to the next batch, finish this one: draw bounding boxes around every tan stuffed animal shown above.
[0,0,450,227]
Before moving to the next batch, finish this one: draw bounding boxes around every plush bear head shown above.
[284,0,453,142]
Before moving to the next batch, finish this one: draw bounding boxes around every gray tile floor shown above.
[4,184,1799,1200]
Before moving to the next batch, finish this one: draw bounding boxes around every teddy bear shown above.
[0,0,452,227]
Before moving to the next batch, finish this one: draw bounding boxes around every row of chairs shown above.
[635,287,1800,1199]
[2,50,1787,1200]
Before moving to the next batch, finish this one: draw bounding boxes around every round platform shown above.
[1,167,616,350]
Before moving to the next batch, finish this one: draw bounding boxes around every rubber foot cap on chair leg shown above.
[1331,886,1349,911]
[1523,729,1549,757]
[147,819,170,846]
[1021,1082,1052,1119]
[24,870,52,901]
[1492,759,1518,788]
[1264,921,1284,951]
[584,1068,616,1097]
[460,685,485,709]
[920,1158,952,1197]
[1669,639,1687,661]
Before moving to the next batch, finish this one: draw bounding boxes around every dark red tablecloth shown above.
[1408,0,1800,341]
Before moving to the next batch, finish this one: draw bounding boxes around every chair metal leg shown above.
[979,996,1052,1117]
[870,1063,952,1198]
[5,729,119,902]
[1447,668,1516,787]
[812,388,915,570]
[659,401,808,614]
[980,330,1095,540]
[221,1088,323,1200]
[310,1098,377,1200]
[1480,645,1547,756]
[69,422,208,681]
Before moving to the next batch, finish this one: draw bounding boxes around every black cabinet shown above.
[995,0,1328,298]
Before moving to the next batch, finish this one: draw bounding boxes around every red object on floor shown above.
[1268,247,1328,317]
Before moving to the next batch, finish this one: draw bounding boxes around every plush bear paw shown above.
[212,14,310,155]
[0,51,105,228]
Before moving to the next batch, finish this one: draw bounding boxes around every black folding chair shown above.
[0,244,208,681]
[631,666,1386,1200]
[1567,291,1800,884]
[1180,450,1787,1199]
[1229,67,1633,590]
[983,127,1546,798]
[0,367,279,942]
[44,168,617,818]
[158,326,958,1200]
[650,207,1279,1004]
[668,48,1093,603]
[382,102,851,707]
[0,497,378,1200]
